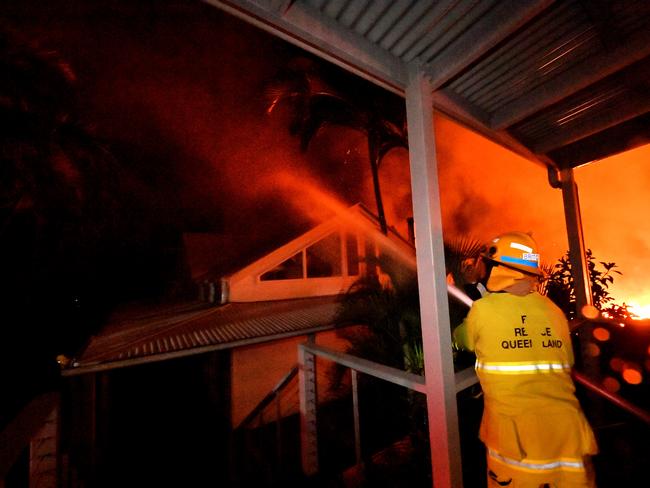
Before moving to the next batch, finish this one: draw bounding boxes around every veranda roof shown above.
[209,0,650,169]
[63,295,340,376]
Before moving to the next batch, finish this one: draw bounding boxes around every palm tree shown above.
[334,253,421,373]
[0,30,125,241]
[264,57,408,234]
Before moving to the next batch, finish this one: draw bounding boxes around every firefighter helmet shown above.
[482,231,543,276]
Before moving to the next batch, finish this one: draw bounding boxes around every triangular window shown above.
[260,252,303,281]
[306,233,342,278]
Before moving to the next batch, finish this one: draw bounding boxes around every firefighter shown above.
[453,231,598,487]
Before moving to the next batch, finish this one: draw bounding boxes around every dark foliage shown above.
[545,249,634,321]
[334,254,421,375]
[0,30,191,425]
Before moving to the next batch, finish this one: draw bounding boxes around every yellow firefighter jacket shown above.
[454,291,598,473]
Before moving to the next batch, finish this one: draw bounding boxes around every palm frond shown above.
[264,57,408,233]
[444,236,484,286]
[376,134,408,162]
[296,95,361,150]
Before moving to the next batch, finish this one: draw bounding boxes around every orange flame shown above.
[628,301,650,320]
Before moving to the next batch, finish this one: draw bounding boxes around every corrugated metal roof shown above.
[209,0,650,167]
[65,295,341,375]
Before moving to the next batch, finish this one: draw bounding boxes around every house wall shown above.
[228,275,360,302]
[230,329,357,428]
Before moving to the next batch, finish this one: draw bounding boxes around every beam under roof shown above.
[204,0,407,95]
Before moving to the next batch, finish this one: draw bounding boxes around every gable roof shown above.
[227,202,414,286]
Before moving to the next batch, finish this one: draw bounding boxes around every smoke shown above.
[434,116,568,261]
[433,115,650,313]
[4,0,649,311]
[446,186,493,236]
[576,145,650,311]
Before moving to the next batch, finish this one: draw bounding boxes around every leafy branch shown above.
[544,249,635,321]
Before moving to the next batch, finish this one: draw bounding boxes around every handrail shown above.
[238,365,299,429]
[240,282,477,432]
[572,371,650,425]
[298,341,479,477]
[0,392,59,480]
[237,284,478,433]
[301,343,478,394]
[302,343,427,393]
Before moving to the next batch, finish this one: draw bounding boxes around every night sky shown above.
[2,0,649,420]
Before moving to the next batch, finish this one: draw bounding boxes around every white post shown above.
[559,168,593,312]
[557,166,603,426]
[405,66,463,488]
[351,370,362,466]
[298,344,318,476]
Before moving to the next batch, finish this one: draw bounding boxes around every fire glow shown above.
[628,301,650,320]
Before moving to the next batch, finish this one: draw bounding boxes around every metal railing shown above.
[231,365,302,486]
[297,342,478,476]
[292,338,650,480]
[298,284,650,483]
[572,371,650,425]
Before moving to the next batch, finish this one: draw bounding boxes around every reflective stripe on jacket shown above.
[488,448,586,474]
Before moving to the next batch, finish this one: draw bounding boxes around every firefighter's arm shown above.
[452,319,474,351]
[452,300,482,352]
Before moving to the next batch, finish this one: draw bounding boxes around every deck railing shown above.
[297,342,478,476]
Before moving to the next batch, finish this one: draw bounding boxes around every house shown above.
[56,203,415,485]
